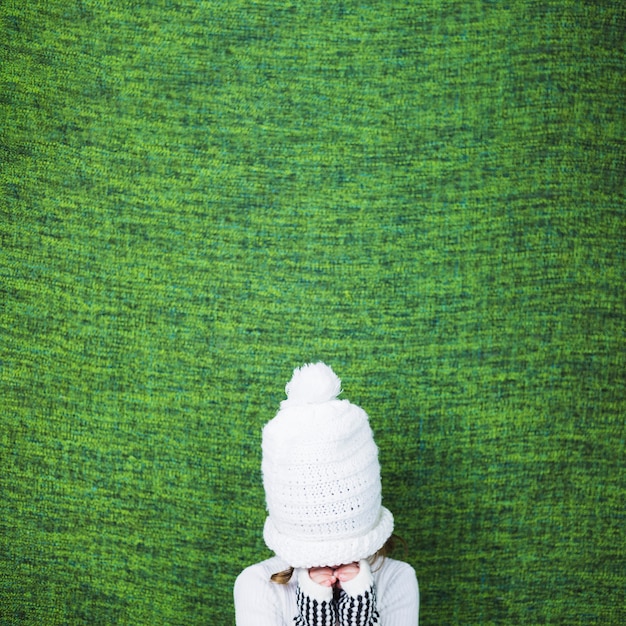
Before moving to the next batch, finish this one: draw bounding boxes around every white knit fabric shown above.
[262,362,394,569]
[234,556,419,625]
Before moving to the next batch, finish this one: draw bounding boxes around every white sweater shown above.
[234,556,419,625]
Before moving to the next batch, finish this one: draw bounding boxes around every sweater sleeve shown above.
[375,559,419,626]
[234,564,288,626]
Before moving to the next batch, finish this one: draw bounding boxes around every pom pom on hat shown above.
[283,362,342,407]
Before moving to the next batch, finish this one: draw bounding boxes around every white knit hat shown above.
[262,362,394,568]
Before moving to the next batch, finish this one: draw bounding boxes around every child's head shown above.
[261,362,394,569]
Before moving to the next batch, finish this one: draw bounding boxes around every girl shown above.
[234,362,419,625]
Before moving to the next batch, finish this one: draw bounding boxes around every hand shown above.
[334,562,360,586]
[309,562,360,588]
[308,566,338,588]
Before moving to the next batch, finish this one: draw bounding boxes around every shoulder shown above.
[373,558,419,619]
[235,556,289,591]
[374,556,417,578]
[234,557,297,625]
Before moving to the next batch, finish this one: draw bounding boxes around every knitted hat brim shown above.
[263,506,394,569]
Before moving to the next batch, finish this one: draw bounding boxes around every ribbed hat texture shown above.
[262,362,394,568]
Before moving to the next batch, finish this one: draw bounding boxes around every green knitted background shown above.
[1,1,625,624]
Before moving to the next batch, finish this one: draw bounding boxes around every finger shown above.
[336,564,360,581]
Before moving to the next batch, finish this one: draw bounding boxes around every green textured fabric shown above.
[1,1,625,624]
